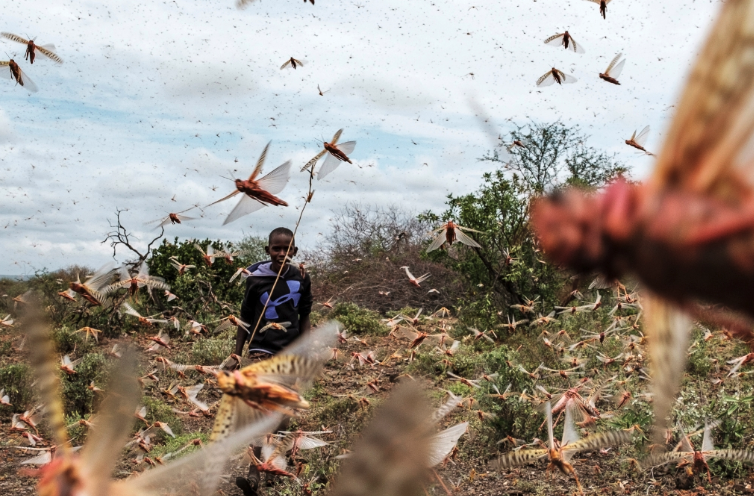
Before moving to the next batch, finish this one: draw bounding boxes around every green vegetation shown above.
[191,335,234,365]
[329,302,387,336]
[142,396,183,436]
[421,122,626,315]
[0,364,33,413]
[61,353,109,415]
[53,326,94,355]
[148,235,266,318]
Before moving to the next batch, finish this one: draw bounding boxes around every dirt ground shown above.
[2,322,754,496]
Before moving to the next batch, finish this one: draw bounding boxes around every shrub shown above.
[0,364,33,414]
[192,337,233,365]
[308,203,467,314]
[65,412,93,445]
[329,303,386,336]
[142,396,182,437]
[62,353,108,416]
[0,339,12,357]
[147,235,268,317]
[420,121,627,312]
[53,327,94,355]
[150,431,209,459]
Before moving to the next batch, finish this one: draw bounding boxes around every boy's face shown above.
[266,234,297,269]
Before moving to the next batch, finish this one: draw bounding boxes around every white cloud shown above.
[0,0,720,275]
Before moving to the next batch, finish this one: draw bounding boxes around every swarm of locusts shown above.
[8,0,754,493]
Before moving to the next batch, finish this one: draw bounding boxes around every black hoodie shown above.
[239,260,313,354]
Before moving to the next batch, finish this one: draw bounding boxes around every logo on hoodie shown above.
[260,280,301,319]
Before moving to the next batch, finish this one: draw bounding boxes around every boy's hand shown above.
[298,262,307,278]
[224,354,242,370]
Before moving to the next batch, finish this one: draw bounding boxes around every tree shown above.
[422,122,627,315]
[482,121,627,194]
[325,203,431,258]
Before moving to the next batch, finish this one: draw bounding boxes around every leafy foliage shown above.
[421,171,562,307]
[53,327,94,356]
[142,396,183,436]
[0,364,33,413]
[421,121,627,312]
[191,335,234,365]
[61,353,108,416]
[148,235,266,318]
[482,121,627,194]
[328,302,387,336]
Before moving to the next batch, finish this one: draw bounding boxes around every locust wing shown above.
[248,141,271,181]
[454,228,481,248]
[640,450,693,470]
[36,45,63,64]
[1,32,29,44]
[426,228,449,252]
[80,352,141,496]
[210,321,339,442]
[26,305,70,456]
[222,194,267,225]
[427,422,468,467]
[604,53,622,75]
[644,295,692,444]
[16,67,38,93]
[544,33,565,46]
[301,150,326,172]
[116,416,280,496]
[492,449,549,469]
[318,141,356,180]
[537,71,556,87]
[634,125,651,147]
[329,382,432,496]
[562,430,632,456]
[256,160,292,195]
[330,128,344,145]
[650,0,754,200]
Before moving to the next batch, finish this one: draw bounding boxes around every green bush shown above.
[53,327,94,355]
[420,122,627,312]
[142,396,182,437]
[150,431,209,459]
[0,339,12,357]
[329,303,386,336]
[192,337,233,365]
[65,412,93,444]
[147,235,268,317]
[62,353,108,416]
[0,364,33,414]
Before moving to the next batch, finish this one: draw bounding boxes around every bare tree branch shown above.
[101,209,165,267]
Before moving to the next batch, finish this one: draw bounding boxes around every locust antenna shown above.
[219,168,237,182]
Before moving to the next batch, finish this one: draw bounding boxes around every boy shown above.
[234,227,312,359]
[235,227,312,496]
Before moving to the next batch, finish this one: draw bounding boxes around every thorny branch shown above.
[101,208,165,267]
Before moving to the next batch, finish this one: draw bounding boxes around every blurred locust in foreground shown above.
[18,302,279,496]
[532,0,754,443]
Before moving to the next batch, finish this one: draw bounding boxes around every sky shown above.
[0,0,721,276]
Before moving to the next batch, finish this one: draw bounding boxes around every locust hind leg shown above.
[561,461,583,496]
[572,472,584,495]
